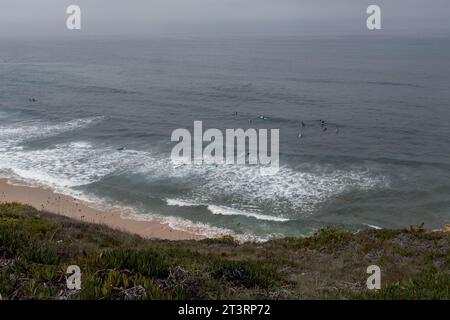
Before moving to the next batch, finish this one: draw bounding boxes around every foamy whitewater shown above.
[1,35,449,239]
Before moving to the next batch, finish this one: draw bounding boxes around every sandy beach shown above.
[0,178,203,241]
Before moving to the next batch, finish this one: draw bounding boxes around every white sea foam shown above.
[366,224,383,230]
[0,116,104,150]
[0,116,389,239]
[0,116,116,189]
[165,198,200,207]
[0,142,150,188]
[207,205,289,222]
[135,158,388,218]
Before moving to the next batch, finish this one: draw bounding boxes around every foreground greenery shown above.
[0,203,448,300]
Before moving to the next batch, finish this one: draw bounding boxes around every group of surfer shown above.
[299,119,338,138]
[234,112,338,139]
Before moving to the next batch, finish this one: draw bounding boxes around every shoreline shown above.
[0,178,204,241]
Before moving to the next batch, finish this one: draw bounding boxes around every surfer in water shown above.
[298,121,305,138]
[320,119,328,132]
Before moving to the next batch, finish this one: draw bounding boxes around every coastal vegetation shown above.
[0,203,448,300]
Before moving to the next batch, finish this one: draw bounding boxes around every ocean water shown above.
[1,35,449,240]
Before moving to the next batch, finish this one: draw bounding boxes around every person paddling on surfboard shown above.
[298,121,305,138]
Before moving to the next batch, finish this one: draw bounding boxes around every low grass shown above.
[0,203,448,300]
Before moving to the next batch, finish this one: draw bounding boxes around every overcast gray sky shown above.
[0,0,449,37]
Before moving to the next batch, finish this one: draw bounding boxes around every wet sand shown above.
[0,178,203,241]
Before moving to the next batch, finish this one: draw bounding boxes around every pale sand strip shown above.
[0,178,204,241]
